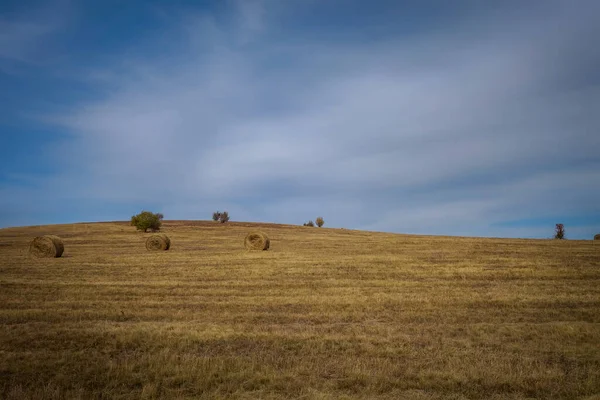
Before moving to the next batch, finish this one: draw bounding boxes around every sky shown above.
[0,0,599,239]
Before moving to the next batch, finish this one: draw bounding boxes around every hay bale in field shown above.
[244,231,270,251]
[29,235,64,258]
[146,233,171,251]
[594,233,600,240]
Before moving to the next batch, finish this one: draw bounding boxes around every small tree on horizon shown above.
[219,211,230,223]
[304,220,315,227]
[554,223,565,239]
[212,211,221,222]
[316,216,324,227]
[131,211,163,232]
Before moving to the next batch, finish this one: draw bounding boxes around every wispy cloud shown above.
[3,1,599,238]
[0,1,70,69]
[0,20,53,62]
[234,0,266,41]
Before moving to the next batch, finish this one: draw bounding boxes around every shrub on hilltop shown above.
[131,211,163,232]
[554,223,565,239]
[213,211,230,223]
[219,211,230,223]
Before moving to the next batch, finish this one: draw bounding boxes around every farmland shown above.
[0,221,599,399]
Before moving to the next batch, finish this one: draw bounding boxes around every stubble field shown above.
[0,220,599,399]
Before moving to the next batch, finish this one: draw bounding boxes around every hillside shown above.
[1,220,599,399]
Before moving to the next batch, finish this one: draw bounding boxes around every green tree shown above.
[131,211,163,232]
[316,217,324,227]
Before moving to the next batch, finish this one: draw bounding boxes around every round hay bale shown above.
[244,231,270,251]
[594,233,600,241]
[146,233,171,251]
[29,235,64,258]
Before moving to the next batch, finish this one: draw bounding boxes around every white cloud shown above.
[20,0,600,238]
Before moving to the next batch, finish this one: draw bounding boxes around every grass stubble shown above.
[0,220,599,399]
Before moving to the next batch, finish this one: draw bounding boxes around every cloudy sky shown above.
[1,0,599,239]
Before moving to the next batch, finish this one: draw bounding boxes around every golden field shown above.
[0,220,599,399]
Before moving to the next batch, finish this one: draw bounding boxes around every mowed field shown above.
[0,221,599,400]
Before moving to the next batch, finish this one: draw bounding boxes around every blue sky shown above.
[1,0,599,239]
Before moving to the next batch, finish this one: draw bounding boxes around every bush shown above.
[303,220,315,227]
[594,233,600,240]
[554,223,565,239]
[212,211,230,223]
[219,211,230,223]
[316,217,324,227]
[131,211,163,232]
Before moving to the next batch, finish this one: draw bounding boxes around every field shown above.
[1,220,599,399]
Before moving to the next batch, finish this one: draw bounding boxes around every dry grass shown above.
[0,220,599,399]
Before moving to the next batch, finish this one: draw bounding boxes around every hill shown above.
[1,220,599,399]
